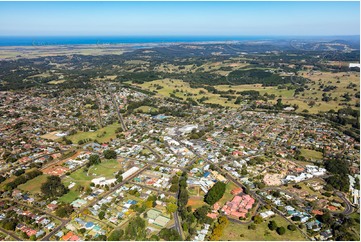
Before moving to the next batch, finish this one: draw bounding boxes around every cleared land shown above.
[58,190,80,204]
[133,70,359,114]
[219,215,306,241]
[41,131,64,141]
[18,174,49,195]
[67,122,122,144]
[300,148,323,160]
[136,79,239,108]
[187,196,207,211]
[135,105,159,113]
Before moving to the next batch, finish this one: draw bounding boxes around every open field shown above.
[18,174,49,195]
[300,148,323,160]
[67,122,122,144]
[135,105,159,113]
[63,159,121,188]
[58,190,80,204]
[187,196,207,211]
[216,84,295,98]
[136,78,239,108]
[41,131,64,141]
[134,69,359,114]
[219,215,307,241]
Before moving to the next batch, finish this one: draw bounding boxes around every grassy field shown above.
[63,159,121,187]
[67,122,122,144]
[216,84,295,98]
[18,174,49,195]
[136,78,239,108]
[300,148,323,160]
[134,105,159,113]
[134,70,359,114]
[58,190,80,204]
[219,215,306,241]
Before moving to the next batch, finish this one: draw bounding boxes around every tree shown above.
[166,203,178,215]
[2,220,17,231]
[55,204,74,218]
[88,154,101,167]
[276,226,286,235]
[287,224,296,231]
[204,182,226,206]
[98,211,105,220]
[248,223,256,230]
[253,215,263,224]
[108,229,124,241]
[194,205,210,223]
[124,216,146,240]
[103,150,117,159]
[41,176,68,198]
[268,220,278,231]
[169,183,179,193]
[159,228,181,241]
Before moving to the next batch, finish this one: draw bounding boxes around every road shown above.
[0,226,22,241]
[180,138,312,241]
[128,181,176,197]
[41,219,70,241]
[143,144,162,160]
[111,93,127,131]
[78,164,149,215]
[0,198,69,241]
[0,151,63,175]
[334,191,354,216]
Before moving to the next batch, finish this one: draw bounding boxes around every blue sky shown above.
[0,1,359,36]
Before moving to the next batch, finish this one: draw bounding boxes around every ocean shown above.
[0,36,277,46]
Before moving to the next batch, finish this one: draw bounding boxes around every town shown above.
[0,68,359,241]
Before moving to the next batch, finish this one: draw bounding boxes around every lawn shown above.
[134,106,158,113]
[300,148,323,160]
[63,159,122,187]
[67,122,122,144]
[58,190,80,204]
[219,215,307,241]
[18,174,49,195]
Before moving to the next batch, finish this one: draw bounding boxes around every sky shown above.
[0,1,359,36]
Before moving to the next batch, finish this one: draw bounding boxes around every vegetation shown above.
[5,170,43,191]
[103,149,117,159]
[204,181,226,206]
[41,175,69,198]
[55,204,74,218]
[209,216,229,240]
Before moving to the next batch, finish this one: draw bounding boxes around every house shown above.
[47,203,58,211]
[311,210,323,216]
[231,187,243,195]
[207,213,218,219]
[260,210,275,219]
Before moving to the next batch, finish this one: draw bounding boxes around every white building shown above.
[121,167,140,180]
[349,63,361,68]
